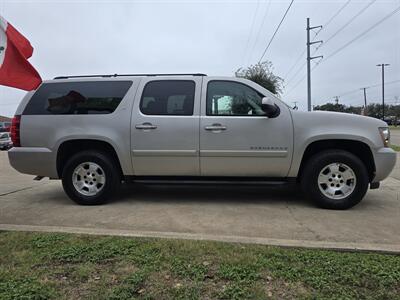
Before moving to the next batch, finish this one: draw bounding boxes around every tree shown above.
[235,61,283,95]
[314,103,346,112]
[314,102,400,125]
[314,103,361,114]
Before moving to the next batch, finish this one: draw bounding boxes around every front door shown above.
[199,79,293,177]
[131,78,201,176]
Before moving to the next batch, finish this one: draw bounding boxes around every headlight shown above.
[378,127,390,147]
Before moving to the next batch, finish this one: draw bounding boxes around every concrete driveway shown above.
[1,151,399,252]
[391,128,400,146]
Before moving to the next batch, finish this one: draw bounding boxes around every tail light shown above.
[10,115,21,147]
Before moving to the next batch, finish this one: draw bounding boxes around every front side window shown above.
[23,81,132,115]
[206,81,265,116]
[140,80,195,115]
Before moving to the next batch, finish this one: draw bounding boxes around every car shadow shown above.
[113,182,312,207]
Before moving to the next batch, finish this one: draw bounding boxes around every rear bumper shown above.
[8,147,58,178]
[373,147,397,182]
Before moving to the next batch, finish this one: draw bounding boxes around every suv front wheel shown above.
[301,150,369,209]
[61,150,120,205]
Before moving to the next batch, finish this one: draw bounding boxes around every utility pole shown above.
[307,18,323,112]
[360,87,368,107]
[360,87,368,116]
[377,63,390,121]
[334,96,339,105]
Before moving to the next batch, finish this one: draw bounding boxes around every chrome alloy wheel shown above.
[72,162,106,196]
[317,163,356,200]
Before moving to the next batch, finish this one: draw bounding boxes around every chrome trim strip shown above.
[132,150,198,157]
[200,150,288,157]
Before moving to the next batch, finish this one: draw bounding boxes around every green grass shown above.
[0,231,399,299]
[391,144,400,152]
[390,126,400,130]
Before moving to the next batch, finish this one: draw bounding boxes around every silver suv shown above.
[8,74,397,209]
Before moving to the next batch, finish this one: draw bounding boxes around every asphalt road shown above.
[1,151,399,252]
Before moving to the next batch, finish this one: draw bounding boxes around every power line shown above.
[285,62,319,97]
[284,40,319,84]
[285,3,399,102]
[321,0,352,30]
[241,0,260,66]
[258,0,295,62]
[283,49,306,79]
[336,79,400,98]
[285,44,320,86]
[365,79,400,89]
[318,0,376,49]
[248,0,272,64]
[324,5,400,62]
[284,0,351,82]
[285,61,306,85]
[313,0,352,40]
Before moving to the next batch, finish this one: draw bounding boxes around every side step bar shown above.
[125,176,297,186]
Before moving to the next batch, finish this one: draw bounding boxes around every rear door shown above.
[131,77,202,175]
[199,78,293,177]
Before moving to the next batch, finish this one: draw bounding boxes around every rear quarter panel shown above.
[19,78,140,176]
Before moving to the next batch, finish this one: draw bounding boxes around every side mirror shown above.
[261,97,280,118]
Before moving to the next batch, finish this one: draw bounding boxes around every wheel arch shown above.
[56,139,124,179]
[297,139,376,182]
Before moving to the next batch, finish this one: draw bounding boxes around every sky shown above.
[0,0,399,117]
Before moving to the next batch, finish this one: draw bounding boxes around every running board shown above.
[125,176,296,186]
[133,180,289,185]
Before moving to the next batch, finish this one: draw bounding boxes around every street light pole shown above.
[377,64,390,121]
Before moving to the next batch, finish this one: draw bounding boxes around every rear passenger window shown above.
[140,80,195,115]
[23,81,132,115]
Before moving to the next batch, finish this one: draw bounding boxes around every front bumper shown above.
[372,147,397,182]
[8,147,58,178]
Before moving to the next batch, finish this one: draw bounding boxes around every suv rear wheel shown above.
[61,150,120,205]
[301,150,369,209]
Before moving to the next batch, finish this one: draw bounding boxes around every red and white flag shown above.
[0,16,42,91]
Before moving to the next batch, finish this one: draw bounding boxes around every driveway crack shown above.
[285,200,322,240]
[0,183,49,197]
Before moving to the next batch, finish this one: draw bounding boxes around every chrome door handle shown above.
[204,124,227,131]
[135,123,157,130]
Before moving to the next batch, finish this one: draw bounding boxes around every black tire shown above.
[61,150,120,205]
[301,150,369,210]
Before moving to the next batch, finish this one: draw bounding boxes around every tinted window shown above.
[206,81,265,116]
[140,80,195,115]
[23,81,132,115]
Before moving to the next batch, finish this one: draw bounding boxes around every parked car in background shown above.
[0,122,11,132]
[7,74,397,209]
[0,132,12,150]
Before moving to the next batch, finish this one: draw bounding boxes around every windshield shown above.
[0,133,9,139]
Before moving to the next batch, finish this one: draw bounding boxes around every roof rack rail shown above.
[54,73,207,80]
